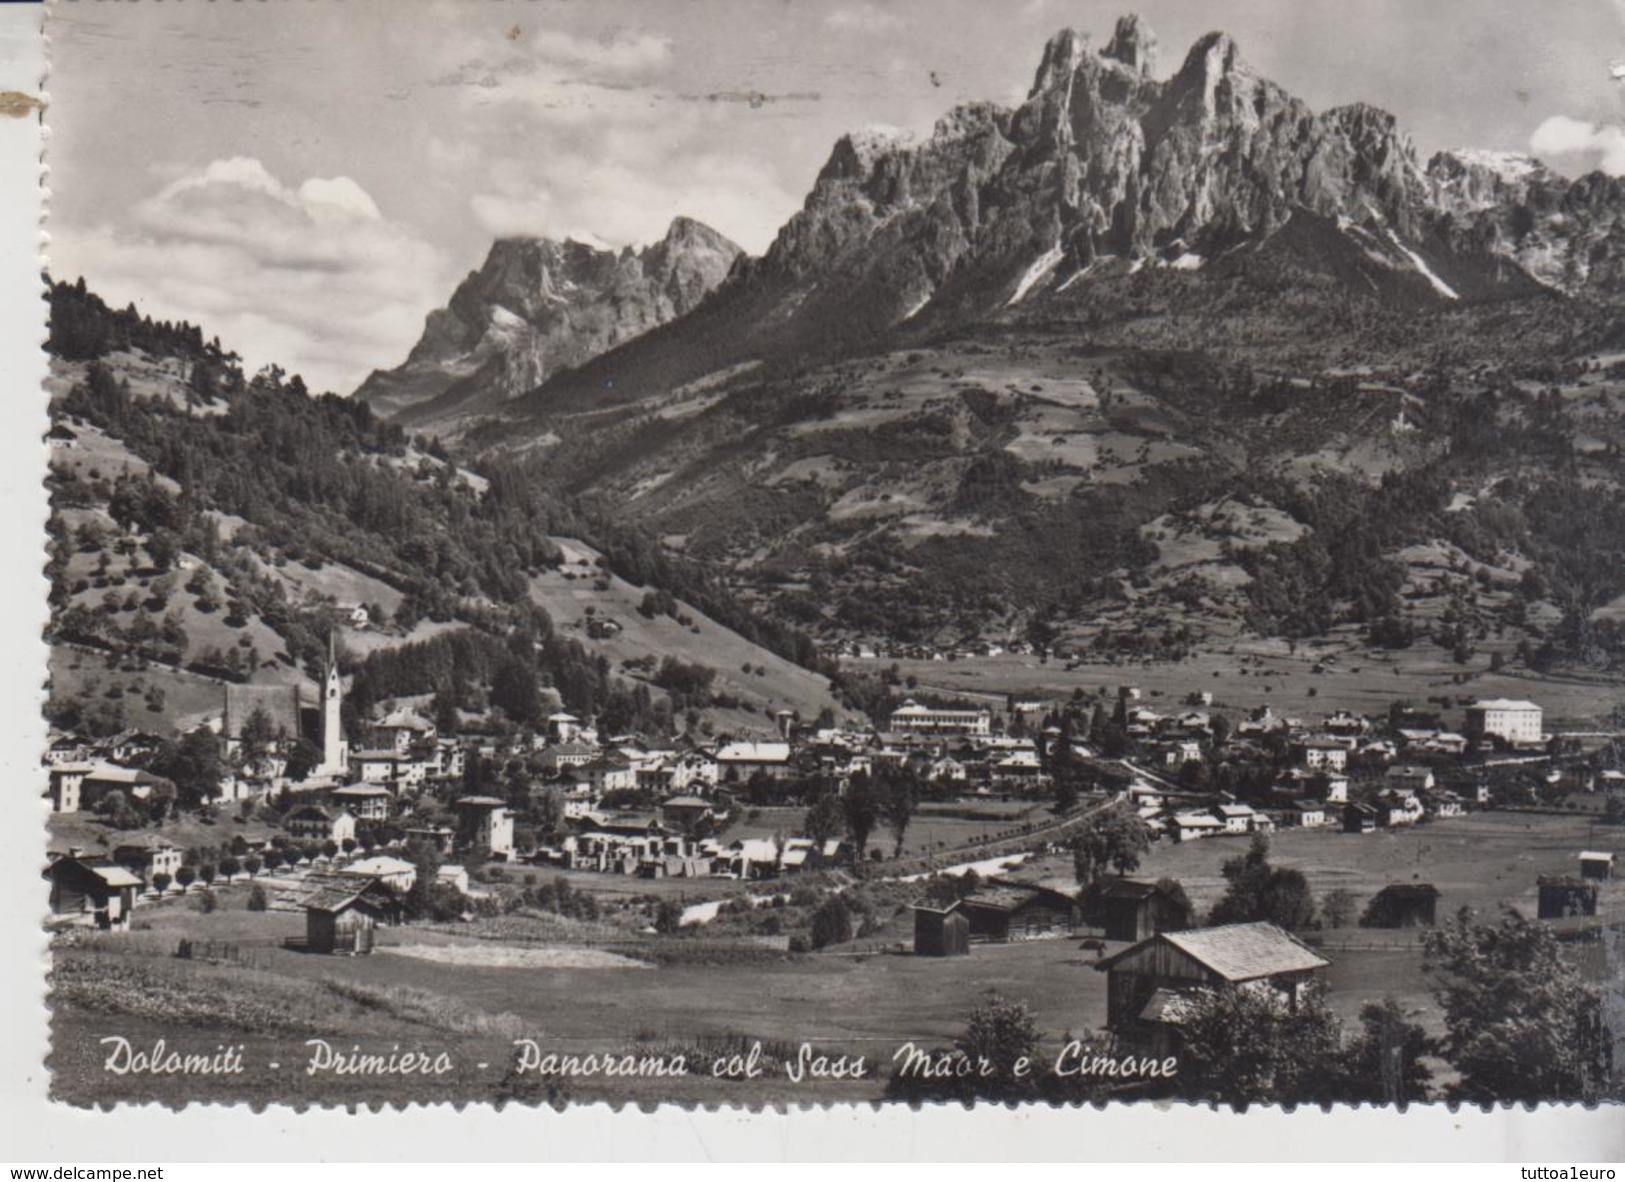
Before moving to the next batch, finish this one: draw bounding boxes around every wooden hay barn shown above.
[1084,878,1191,943]
[1094,922,1330,1056]
[1578,851,1615,882]
[303,875,402,955]
[957,883,1079,943]
[1537,876,1600,920]
[913,904,970,956]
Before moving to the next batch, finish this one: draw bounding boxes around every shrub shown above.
[246,884,268,912]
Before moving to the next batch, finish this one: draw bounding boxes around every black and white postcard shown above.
[19,0,1625,1140]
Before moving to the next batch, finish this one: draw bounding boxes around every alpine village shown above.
[42,16,1625,1108]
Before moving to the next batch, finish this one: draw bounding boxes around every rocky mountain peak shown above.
[355,219,740,426]
[1102,13,1158,77]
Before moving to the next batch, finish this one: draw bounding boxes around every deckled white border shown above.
[3,1,1624,1160]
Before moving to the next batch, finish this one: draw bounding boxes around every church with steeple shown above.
[317,631,349,779]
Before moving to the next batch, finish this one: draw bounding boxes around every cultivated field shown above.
[857,643,1625,731]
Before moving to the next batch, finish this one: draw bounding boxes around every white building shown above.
[1465,699,1543,747]
[887,699,993,738]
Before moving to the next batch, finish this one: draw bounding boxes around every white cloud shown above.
[1530,115,1625,175]
[825,5,903,34]
[51,158,450,394]
[468,137,793,254]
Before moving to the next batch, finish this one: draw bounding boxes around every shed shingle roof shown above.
[1160,922,1329,982]
[1098,921,1328,981]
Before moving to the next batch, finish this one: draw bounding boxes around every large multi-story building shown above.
[1464,698,1544,747]
[888,699,993,738]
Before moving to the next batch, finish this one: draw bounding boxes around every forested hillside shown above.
[43,279,838,740]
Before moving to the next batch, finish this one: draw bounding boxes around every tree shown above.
[1177,981,1346,1108]
[218,855,241,882]
[402,840,443,920]
[1153,878,1194,931]
[1071,802,1149,886]
[197,862,217,888]
[1321,888,1360,930]
[879,767,919,858]
[175,865,196,893]
[810,895,853,949]
[804,792,844,848]
[1423,909,1612,1103]
[283,737,321,782]
[1339,997,1431,1106]
[653,899,685,934]
[246,883,269,912]
[841,775,880,863]
[957,992,1042,1096]
[150,729,222,809]
[243,854,262,877]
[1208,843,1316,932]
[151,871,171,895]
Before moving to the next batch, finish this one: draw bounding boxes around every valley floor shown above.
[48,812,1622,1108]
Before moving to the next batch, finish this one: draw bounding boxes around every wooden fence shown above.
[174,937,274,969]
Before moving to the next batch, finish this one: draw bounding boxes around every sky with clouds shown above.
[43,0,1625,394]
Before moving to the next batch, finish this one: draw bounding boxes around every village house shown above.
[582,751,638,795]
[1095,922,1330,1056]
[1384,765,1436,795]
[957,883,1079,942]
[284,804,357,846]
[658,795,714,833]
[1465,698,1544,748]
[1282,800,1328,828]
[329,782,393,822]
[55,761,171,812]
[1342,801,1379,834]
[111,836,183,889]
[1169,812,1226,842]
[546,711,585,744]
[1293,740,1349,772]
[339,855,418,892]
[715,740,792,782]
[353,748,430,792]
[540,740,598,774]
[663,748,719,794]
[1211,802,1256,835]
[370,707,435,754]
[454,796,515,859]
[43,851,144,931]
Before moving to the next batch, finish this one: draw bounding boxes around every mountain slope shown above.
[355,217,740,430]
[44,280,842,740]
[474,15,1625,429]
[430,17,1625,670]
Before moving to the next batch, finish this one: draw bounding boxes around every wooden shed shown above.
[303,876,401,955]
[1094,922,1330,1055]
[43,853,142,932]
[1537,875,1599,920]
[1578,851,1615,882]
[1084,879,1192,943]
[957,883,1079,942]
[913,904,970,957]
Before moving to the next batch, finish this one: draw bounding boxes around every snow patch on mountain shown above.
[1008,244,1066,305]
